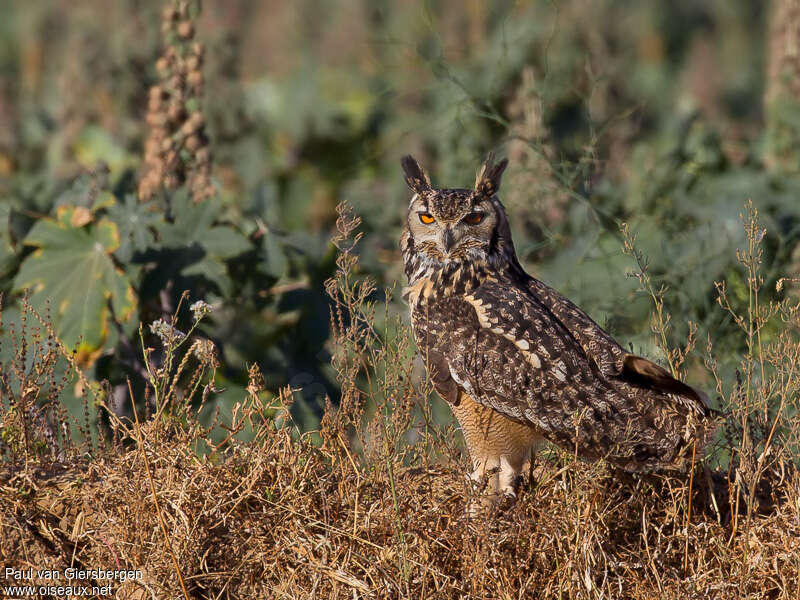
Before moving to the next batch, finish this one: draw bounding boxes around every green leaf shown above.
[106,194,159,262]
[73,126,137,175]
[158,191,250,256]
[258,232,288,279]
[202,226,252,259]
[182,257,232,296]
[55,174,118,214]
[13,207,136,359]
[0,204,17,278]
[154,189,251,292]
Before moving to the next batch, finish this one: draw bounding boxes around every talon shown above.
[467,473,490,496]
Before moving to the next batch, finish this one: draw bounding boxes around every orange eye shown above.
[463,212,484,225]
[418,212,435,224]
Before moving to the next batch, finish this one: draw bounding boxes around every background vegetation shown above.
[1,0,798,429]
[2,1,800,598]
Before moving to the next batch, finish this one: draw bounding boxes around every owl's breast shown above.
[408,290,445,346]
[402,277,435,309]
[408,292,482,407]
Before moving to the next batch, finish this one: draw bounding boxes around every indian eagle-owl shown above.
[400,154,716,498]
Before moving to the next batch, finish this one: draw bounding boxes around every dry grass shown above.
[2,202,800,599]
[2,417,798,598]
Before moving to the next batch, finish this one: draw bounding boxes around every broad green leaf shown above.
[183,258,233,297]
[202,226,252,260]
[106,194,159,262]
[158,189,216,246]
[258,232,288,279]
[154,189,251,293]
[54,174,117,213]
[14,207,136,359]
[158,190,250,256]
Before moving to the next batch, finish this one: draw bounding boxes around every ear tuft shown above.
[401,155,432,194]
[474,153,509,198]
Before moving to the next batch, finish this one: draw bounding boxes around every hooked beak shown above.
[442,227,455,254]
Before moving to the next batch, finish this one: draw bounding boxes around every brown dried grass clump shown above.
[2,203,800,599]
[2,416,799,599]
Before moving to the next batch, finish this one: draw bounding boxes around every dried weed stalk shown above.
[710,201,800,539]
[139,292,218,426]
[139,0,213,203]
[0,293,104,463]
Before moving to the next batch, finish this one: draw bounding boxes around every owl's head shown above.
[401,154,517,277]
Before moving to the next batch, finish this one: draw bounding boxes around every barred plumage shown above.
[400,154,716,498]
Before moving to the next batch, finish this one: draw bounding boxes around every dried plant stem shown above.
[621,223,677,376]
[683,439,697,576]
[336,432,362,538]
[383,421,410,585]
[127,378,190,600]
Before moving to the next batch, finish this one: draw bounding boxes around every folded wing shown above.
[430,278,713,471]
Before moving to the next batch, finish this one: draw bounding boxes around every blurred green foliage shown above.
[0,0,797,432]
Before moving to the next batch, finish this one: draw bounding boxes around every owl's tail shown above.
[619,354,722,471]
[621,355,712,414]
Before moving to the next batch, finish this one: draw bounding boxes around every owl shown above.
[400,154,716,499]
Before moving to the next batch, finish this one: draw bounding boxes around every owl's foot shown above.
[466,490,518,518]
[497,459,525,497]
[466,466,521,517]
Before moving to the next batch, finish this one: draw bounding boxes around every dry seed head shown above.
[167,104,185,123]
[187,71,203,88]
[138,2,211,203]
[186,55,201,71]
[149,318,185,346]
[170,87,185,105]
[246,363,265,400]
[145,111,166,127]
[192,338,218,367]
[180,120,195,136]
[145,138,161,155]
[188,111,204,129]
[155,57,170,75]
[177,21,194,39]
[185,135,201,152]
[190,300,212,321]
[148,96,163,112]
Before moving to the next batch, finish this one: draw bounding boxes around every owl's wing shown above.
[524,276,627,376]
[434,278,710,468]
[449,280,619,437]
[524,276,709,406]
